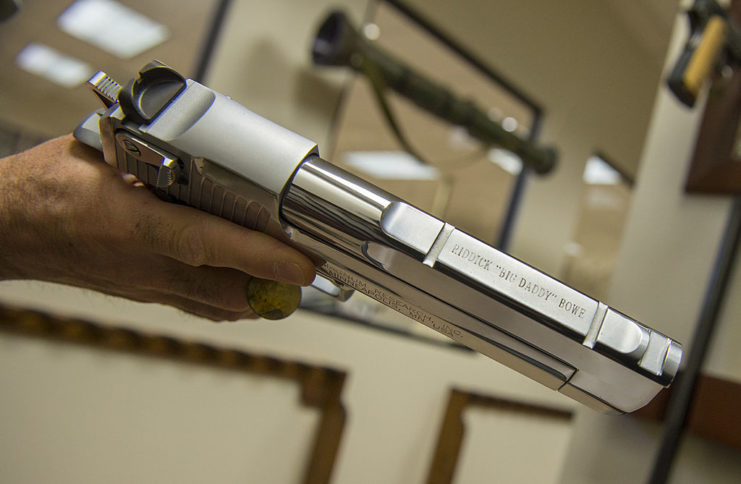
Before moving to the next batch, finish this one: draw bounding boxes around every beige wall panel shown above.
[455,406,573,484]
[0,332,318,484]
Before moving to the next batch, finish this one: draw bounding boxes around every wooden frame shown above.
[0,303,347,484]
[425,388,573,484]
[684,1,741,194]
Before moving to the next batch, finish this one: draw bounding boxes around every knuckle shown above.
[173,226,210,267]
[130,205,214,268]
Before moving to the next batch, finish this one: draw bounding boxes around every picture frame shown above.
[0,303,347,484]
[426,388,573,484]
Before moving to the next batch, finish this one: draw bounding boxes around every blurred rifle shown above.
[311,10,557,175]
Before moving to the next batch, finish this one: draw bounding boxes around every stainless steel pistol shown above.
[74,62,682,413]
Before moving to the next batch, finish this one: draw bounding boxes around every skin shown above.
[0,135,317,321]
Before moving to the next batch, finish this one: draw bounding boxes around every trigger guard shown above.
[311,274,354,301]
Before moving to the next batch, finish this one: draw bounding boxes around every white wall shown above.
[0,329,318,484]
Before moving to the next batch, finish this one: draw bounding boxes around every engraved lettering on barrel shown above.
[558,298,587,318]
[450,244,493,271]
[495,265,518,283]
[518,277,557,302]
[322,264,461,338]
[431,320,462,339]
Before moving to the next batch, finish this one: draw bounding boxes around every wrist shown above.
[0,150,28,280]
[0,139,76,282]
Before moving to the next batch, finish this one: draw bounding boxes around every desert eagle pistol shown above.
[75,61,682,413]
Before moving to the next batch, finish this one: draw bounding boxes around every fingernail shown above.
[275,262,310,286]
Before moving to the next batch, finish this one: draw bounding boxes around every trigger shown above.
[311,275,354,301]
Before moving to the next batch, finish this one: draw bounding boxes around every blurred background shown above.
[1,0,739,483]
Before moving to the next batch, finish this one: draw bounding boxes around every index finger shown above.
[132,196,317,286]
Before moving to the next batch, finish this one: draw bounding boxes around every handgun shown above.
[74,61,682,413]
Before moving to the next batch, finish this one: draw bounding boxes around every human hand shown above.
[0,135,316,321]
